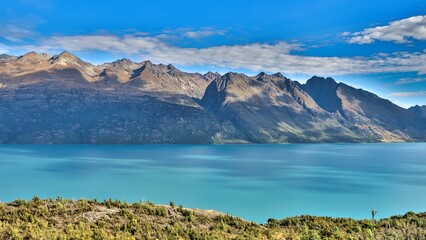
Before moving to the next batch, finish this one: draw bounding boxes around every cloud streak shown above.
[38,35,165,55]
[389,91,426,97]
[182,29,226,39]
[0,24,35,42]
[345,15,426,44]
[2,33,426,75]
[396,77,426,84]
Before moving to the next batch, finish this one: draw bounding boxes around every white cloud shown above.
[396,77,426,84]
[38,34,165,55]
[155,28,227,40]
[3,33,426,75]
[0,24,34,42]
[182,29,226,39]
[389,91,426,97]
[143,43,426,75]
[345,15,426,44]
[341,31,351,37]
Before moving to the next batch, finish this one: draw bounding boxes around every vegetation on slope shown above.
[0,197,425,239]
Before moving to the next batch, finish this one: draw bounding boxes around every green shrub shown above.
[1,197,426,239]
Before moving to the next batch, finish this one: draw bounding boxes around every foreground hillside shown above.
[1,51,426,143]
[0,198,425,239]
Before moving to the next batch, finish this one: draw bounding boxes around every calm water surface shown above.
[1,144,425,223]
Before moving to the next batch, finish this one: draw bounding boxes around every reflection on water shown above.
[0,144,426,222]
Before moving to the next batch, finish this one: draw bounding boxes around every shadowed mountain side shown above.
[202,73,426,143]
[201,72,362,143]
[0,85,245,144]
[301,76,341,113]
[303,77,426,142]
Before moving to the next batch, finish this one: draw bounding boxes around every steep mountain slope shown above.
[0,52,211,98]
[99,58,142,83]
[301,76,341,112]
[302,77,426,142]
[98,59,211,98]
[201,72,360,143]
[124,61,210,98]
[0,88,240,144]
[0,51,101,89]
[409,105,426,118]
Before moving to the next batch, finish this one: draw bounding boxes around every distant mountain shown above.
[0,54,17,63]
[1,51,425,143]
[408,105,426,118]
[302,77,425,142]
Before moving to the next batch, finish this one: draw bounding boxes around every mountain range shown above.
[0,51,425,144]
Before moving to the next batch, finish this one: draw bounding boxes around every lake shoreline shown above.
[1,197,425,239]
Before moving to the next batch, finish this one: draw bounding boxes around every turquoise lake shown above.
[1,144,426,223]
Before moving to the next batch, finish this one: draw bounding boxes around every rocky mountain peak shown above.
[258,72,283,82]
[130,60,154,77]
[325,77,336,81]
[204,71,222,82]
[306,76,338,87]
[49,51,101,80]
[17,52,51,62]
[105,58,140,71]
[20,51,44,58]
[59,51,75,58]
[302,76,341,113]
[255,71,288,83]
[167,64,176,70]
[139,60,153,71]
[223,72,244,79]
[114,58,135,65]
[167,64,182,76]
[50,51,83,65]
[215,72,236,91]
[220,72,248,85]
[255,72,268,80]
[272,72,284,78]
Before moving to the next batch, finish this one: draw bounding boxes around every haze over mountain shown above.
[1,52,425,144]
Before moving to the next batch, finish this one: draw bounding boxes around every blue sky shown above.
[1,0,426,107]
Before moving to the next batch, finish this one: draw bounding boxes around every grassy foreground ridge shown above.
[0,197,425,239]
